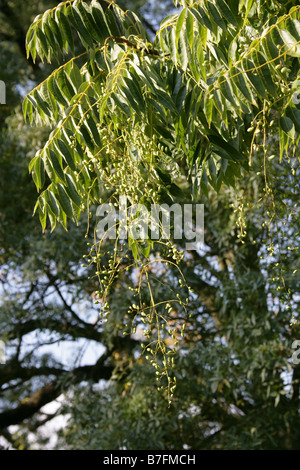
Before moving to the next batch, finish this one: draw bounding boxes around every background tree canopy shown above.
[0,0,299,450]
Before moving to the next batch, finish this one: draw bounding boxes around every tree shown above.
[0,0,299,449]
[0,0,177,450]
[0,0,164,449]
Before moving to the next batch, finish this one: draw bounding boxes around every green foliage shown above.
[22,0,300,396]
[1,0,299,450]
[23,0,300,229]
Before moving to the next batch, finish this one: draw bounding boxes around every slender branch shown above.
[46,271,94,328]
